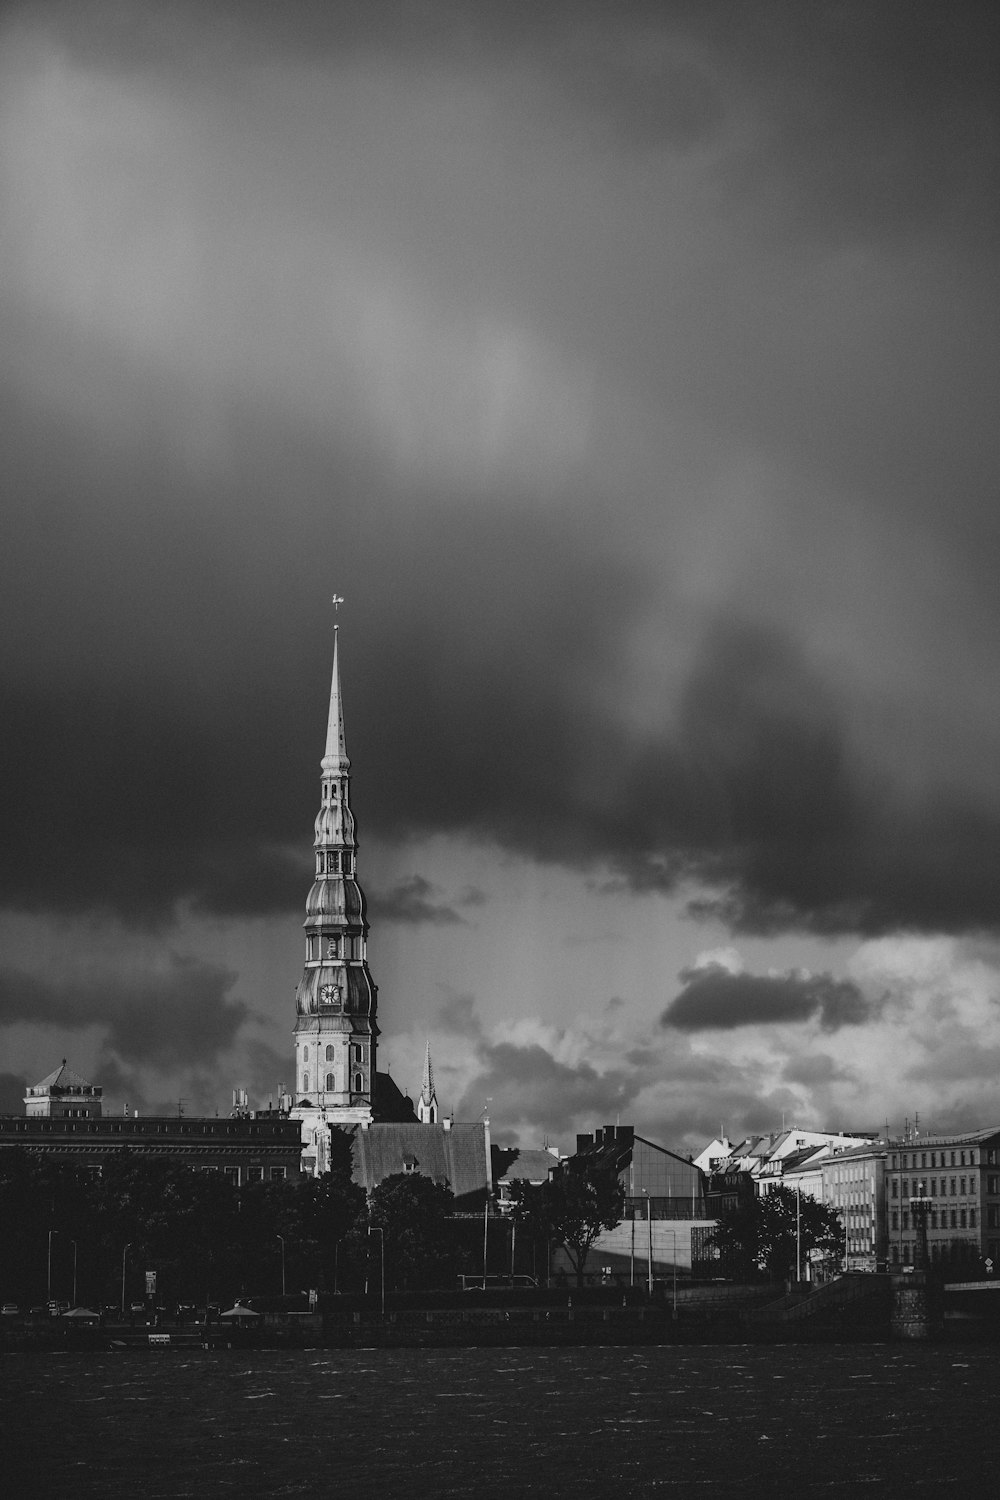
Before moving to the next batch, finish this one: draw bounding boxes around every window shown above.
[961,1151,967,1166]
[921,1153,927,1168]
[891,1179,898,1199]
[303,1073,310,1092]
[951,1178,957,1196]
[224,1167,239,1186]
[354,1072,363,1093]
[247,1167,263,1183]
[961,1177,967,1195]
[960,1209,967,1228]
[902,1212,909,1230]
[931,1211,938,1229]
[327,937,339,958]
[303,1047,309,1062]
[989,1176,1000,1195]
[326,851,339,873]
[970,1209,977,1229]
[307,935,318,960]
[325,1073,334,1090]
[325,1045,334,1061]
[271,1167,286,1181]
[902,1179,908,1197]
[930,1178,937,1196]
[951,1152,956,1166]
[950,1209,957,1228]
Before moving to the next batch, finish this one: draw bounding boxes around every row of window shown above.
[302,1045,366,1063]
[891,1148,984,1169]
[323,781,346,800]
[892,1208,977,1230]
[301,1073,366,1094]
[306,935,360,961]
[314,850,355,876]
[890,1176,977,1198]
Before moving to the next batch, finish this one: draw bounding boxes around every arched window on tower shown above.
[325,1045,334,1061]
[326,851,339,873]
[303,1073,310,1092]
[325,1073,334,1091]
[303,1047,309,1062]
[354,1072,364,1094]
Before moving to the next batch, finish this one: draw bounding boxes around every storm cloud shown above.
[0,957,249,1066]
[0,1,997,944]
[661,963,874,1033]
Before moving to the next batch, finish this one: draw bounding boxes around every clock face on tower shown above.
[320,983,342,1006]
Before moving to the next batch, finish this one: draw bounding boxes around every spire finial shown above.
[332,593,344,614]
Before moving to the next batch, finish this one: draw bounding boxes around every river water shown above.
[1,1342,994,1496]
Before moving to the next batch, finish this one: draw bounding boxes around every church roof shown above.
[351,1122,490,1211]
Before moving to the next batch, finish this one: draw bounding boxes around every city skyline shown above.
[1,2,998,1151]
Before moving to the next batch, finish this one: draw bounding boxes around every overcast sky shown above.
[1,0,998,1152]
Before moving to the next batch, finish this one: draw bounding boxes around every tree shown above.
[368,1173,456,1291]
[536,1161,624,1288]
[708,1184,844,1281]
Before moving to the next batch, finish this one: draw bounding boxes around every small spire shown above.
[417,1040,438,1124]
[322,605,350,775]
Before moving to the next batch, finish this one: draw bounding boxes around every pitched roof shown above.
[29,1061,95,1093]
[351,1122,490,1210]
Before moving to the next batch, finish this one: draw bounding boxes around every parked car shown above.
[1,1303,19,1317]
[47,1300,70,1316]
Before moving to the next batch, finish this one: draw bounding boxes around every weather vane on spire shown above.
[331,594,345,614]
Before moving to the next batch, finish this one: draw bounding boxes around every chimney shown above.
[576,1133,594,1154]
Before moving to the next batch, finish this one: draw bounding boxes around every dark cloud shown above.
[0,0,998,949]
[368,875,479,926]
[0,958,248,1066]
[0,1072,26,1113]
[661,963,873,1033]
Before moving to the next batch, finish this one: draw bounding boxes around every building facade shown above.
[820,1143,887,1272]
[885,1129,1000,1270]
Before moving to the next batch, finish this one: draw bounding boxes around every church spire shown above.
[291,601,379,1168]
[417,1040,439,1124]
[322,624,350,777]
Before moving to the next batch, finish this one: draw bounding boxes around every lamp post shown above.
[120,1243,131,1318]
[666,1227,678,1319]
[367,1227,384,1317]
[276,1235,286,1297]
[71,1240,78,1308]
[47,1228,59,1303]
[644,1191,653,1297]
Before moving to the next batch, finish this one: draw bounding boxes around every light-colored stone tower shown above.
[291,617,378,1172]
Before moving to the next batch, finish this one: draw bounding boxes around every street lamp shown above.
[642,1191,653,1297]
[47,1228,60,1303]
[276,1235,286,1297]
[368,1227,384,1317]
[665,1227,678,1319]
[120,1243,131,1318]
[71,1240,78,1308]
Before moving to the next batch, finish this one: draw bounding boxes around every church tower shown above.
[291,616,378,1169]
